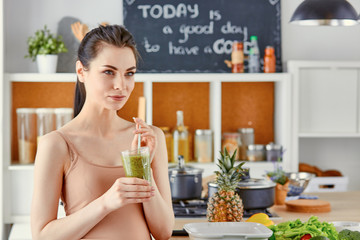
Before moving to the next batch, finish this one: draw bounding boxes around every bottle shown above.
[160,127,173,163]
[264,46,276,73]
[248,36,260,73]
[172,111,190,162]
[231,41,244,73]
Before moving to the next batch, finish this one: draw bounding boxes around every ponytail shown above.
[73,78,86,117]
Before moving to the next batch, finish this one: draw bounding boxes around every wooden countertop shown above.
[171,191,360,240]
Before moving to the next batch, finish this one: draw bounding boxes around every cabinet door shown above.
[299,68,358,133]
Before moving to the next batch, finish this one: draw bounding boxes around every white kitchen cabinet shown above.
[2,72,293,225]
[289,61,360,191]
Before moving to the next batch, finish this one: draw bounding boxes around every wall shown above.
[282,0,360,67]
[4,0,360,73]
[4,0,360,191]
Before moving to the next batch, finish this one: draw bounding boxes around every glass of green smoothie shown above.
[121,146,151,184]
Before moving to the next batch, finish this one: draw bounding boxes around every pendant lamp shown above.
[290,0,359,26]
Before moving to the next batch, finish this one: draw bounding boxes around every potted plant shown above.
[266,159,289,205]
[25,25,67,73]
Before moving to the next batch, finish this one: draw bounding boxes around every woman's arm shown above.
[142,127,175,240]
[31,131,153,240]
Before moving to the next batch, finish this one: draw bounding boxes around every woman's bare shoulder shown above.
[36,131,70,164]
[150,125,165,138]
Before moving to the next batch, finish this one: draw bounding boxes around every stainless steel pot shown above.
[208,178,276,210]
[168,156,204,200]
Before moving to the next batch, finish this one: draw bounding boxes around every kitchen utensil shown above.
[183,222,273,240]
[331,221,360,232]
[285,199,331,213]
[168,155,204,200]
[208,178,276,210]
[137,96,146,121]
[286,172,315,196]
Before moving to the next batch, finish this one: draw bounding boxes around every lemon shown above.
[246,213,275,226]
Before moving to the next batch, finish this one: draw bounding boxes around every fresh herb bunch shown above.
[266,149,288,185]
[25,25,67,61]
[267,166,288,185]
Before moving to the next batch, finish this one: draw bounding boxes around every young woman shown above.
[31,25,174,240]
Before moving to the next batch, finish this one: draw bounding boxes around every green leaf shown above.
[25,25,67,61]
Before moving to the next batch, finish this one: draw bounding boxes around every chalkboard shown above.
[123,0,282,73]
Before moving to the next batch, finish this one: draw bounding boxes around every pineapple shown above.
[207,149,245,222]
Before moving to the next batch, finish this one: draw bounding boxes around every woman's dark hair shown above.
[73,24,139,117]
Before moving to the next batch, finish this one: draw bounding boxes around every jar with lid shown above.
[160,127,173,163]
[54,108,73,129]
[247,144,266,161]
[238,128,254,160]
[36,108,55,143]
[16,108,37,164]
[194,129,213,163]
[222,132,240,160]
[266,142,282,162]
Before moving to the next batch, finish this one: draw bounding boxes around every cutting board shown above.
[285,199,331,213]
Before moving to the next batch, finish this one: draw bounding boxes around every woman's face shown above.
[79,44,137,112]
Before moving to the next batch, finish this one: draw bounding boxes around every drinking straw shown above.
[133,117,141,150]
[138,126,141,150]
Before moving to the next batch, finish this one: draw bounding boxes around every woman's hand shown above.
[131,118,157,161]
[102,177,154,212]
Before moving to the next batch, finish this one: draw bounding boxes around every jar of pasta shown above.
[222,132,240,160]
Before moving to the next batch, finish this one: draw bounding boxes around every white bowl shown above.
[183,222,273,240]
[331,221,360,232]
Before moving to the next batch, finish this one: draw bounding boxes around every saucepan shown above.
[208,178,276,210]
[168,156,204,200]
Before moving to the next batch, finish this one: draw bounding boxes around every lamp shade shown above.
[290,0,359,26]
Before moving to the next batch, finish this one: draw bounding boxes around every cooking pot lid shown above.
[168,165,204,175]
[169,155,204,175]
[208,178,275,189]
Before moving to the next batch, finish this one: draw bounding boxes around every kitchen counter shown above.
[171,191,360,239]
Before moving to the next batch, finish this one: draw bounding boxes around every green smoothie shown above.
[121,147,151,183]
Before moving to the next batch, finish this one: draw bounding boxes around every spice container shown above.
[54,108,73,129]
[36,108,55,142]
[238,128,254,160]
[247,144,266,161]
[160,127,173,163]
[16,108,37,164]
[194,129,213,163]
[266,142,283,162]
[222,132,240,160]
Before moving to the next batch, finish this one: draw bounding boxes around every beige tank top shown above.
[55,130,151,240]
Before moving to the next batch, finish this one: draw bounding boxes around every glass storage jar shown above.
[54,108,73,129]
[222,132,240,160]
[194,129,213,163]
[16,108,37,164]
[36,108,55,142]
